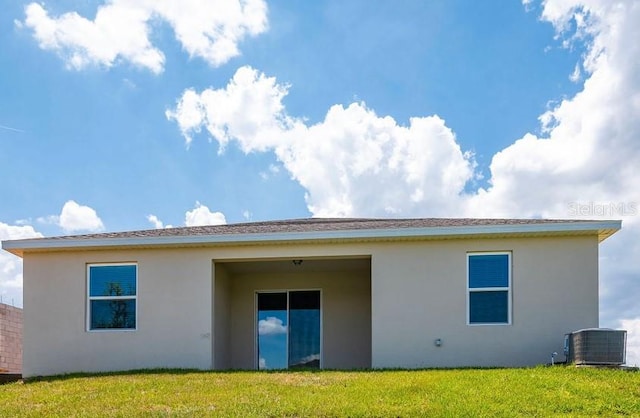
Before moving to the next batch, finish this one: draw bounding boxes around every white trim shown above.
[466,252,512,326]
[2,220,622,256]
[86,262,138,332]
[255,289,323,370]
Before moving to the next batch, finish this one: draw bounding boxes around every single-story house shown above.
[1,217,621,377]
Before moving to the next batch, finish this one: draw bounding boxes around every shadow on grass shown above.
[22,365,544,384]
[25,368,218,384]
[24,363,637,384]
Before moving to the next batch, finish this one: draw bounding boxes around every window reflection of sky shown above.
[289,309,320,367]
[258,310,287,370]
[89,265,136,296]
[90,299,136,329]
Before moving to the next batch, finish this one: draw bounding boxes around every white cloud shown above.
[184,202,227,227]
[36,215,58,225]
[0,222,43,242]
[620,318,640,366]
[569,63,582,82]
[258,316,287,336]
[57,200,105,233]
[153,0,268,66]
[147,214,165,229]
[292,353,320,366]
[38,200,105,233]
[167,66,476,217]
[258,356,267,369]
[0,123,25,133]
[20,0,268,73]
[166,66,293,149]
[0,222,43,307]
[149,206,225,228]
[259,163,281,180]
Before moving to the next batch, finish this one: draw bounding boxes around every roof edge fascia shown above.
[1,220,622,257]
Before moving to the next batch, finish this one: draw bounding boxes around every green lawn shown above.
[1,367,639,417]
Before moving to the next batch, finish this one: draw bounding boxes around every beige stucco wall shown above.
[23,249,213,377]
[371,236,598,367]
[21,234,598,376]
[213,263,231,369]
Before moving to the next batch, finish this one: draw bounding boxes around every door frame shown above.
[254,288,323,370]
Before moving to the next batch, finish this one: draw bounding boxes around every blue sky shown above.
[1,0,583,229]
[1,0,639,363]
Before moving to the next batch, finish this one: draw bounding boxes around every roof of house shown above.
[1,217,622,257]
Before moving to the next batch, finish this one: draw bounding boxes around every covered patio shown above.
[212,256,372,370]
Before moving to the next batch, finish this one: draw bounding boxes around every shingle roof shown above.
[29,217,608,240]
[1,217,622,257]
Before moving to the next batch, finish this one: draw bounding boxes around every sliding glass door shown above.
[257,290,321,370]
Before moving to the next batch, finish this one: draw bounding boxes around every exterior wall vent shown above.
[564,328,627,365]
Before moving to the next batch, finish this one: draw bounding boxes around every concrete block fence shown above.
[0,303,22,373]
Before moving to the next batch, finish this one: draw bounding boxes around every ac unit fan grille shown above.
[569,329,626,365]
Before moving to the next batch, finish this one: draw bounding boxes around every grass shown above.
[1,367,639,417]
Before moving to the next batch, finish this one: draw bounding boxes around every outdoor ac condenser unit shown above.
[564,328,627,365]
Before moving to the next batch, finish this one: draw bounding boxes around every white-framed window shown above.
[87,263,137,331]
[467,252,511,325]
